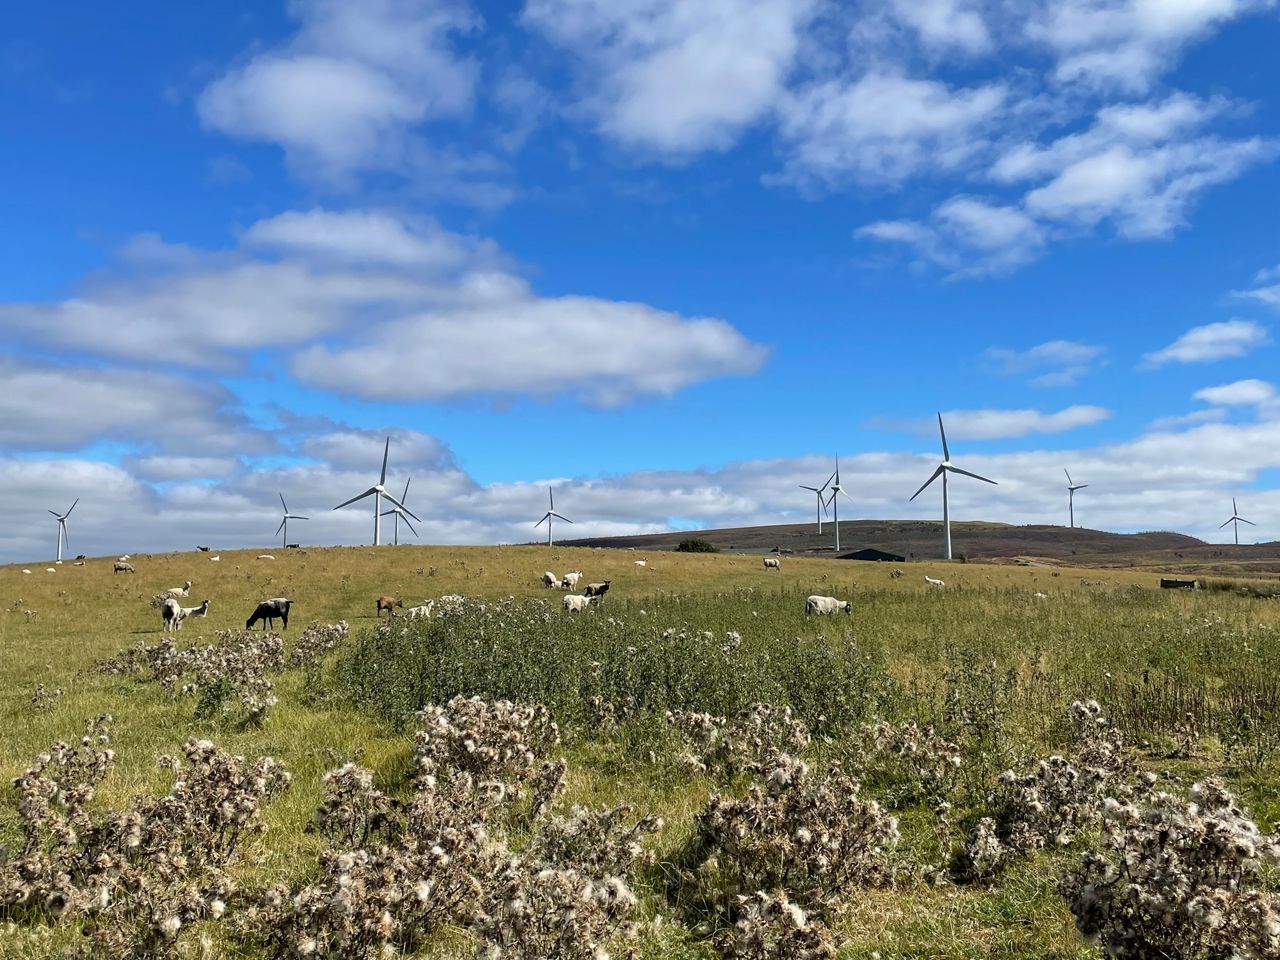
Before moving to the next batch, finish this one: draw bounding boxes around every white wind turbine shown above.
[48,498,78,563]
[909,413,998,560]
[1065,469,1088,529]
[534,487,573,547]
[276,493,309,548]
[332,436,420,545]
[1219,497,1255,546]
[379,478,418,546]
[799,470,836,535]
[824,458,852,553]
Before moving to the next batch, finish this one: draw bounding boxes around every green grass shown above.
[2,545,1278,958]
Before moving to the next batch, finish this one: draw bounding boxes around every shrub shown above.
[676,538,719,553]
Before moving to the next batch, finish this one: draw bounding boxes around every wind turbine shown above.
[276,493,309,548]
[379,478,418,546]
[1065,469,1088,529]
[534,487,573,547]
[909,413,998,560]
[333,436,420,545]
[825,458,852,553]
[1219,497,1255,546]
[799,470,835,535]
[48,499,78,563]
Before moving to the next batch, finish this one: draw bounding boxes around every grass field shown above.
[2,545,1279,958]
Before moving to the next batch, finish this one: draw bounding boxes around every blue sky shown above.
[3,0,1280,562]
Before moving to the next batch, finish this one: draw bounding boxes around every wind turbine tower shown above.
[909,413,998,560]
[799,470,835,535]
[276,494,309,548]
[379,478,419,545]
[333,436,420,545]
[1220,497,1255,546]
[825,458,852,553]
[1065,469,1088,529]
[48,499,78,563]
[534,488,573,547]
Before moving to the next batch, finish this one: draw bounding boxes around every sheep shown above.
[257,554,276,561]
[183,599,211,620]
[561,571,582,590]
[805,595,853,616]
[563,594,597,613]
[634,558,647,567]
[46,568,56,574]
[889,568,903,579]
[161,598,183,633]
[582,580,612,598]
[21,569,30,574]
[210,555,220,562]
[924,575,945,588]
[246,597,293,630]
[1032,591,1048,600]
[542,571,559,589]
[113,561,134,574]
[376,596,403,617]
[119,555,131,561]
[196,545,210,552]
[403,601,434,620]
[163,580,193,599]
[763,557,781,571]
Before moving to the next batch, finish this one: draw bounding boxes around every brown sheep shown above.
[582,580,612,598]
[376,595,404,617]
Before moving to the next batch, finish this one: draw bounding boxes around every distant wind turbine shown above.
[276,493,309,548]
[1065,469,1088,529]
[534,487,573,547]
[799,470,836,535]
[909,413,998,560]
[1219,497,1255,546]
[48,499,78,563]
[825,458,852,553]
[333,436,420,545]
[379,478,418,546]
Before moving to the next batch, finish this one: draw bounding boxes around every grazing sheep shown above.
[113,561,134,574]
[285,543,300,549]
[257,554,276,561]
[562,594,597,613]
[582,580,612,598]
[246,597,293,630]
[763,557,781,571]
[376,595,403,617]
[46,568,56,574]
[75,554,86,561]
[805,595,853,616]
[196,545,210,552]
[924,575,945,588]
[403,601,434,620]
[119,555,131,561]
[21,569,31,575]
[889,568,903,579]
[161,598,184,633]
[163,580,193,599]
[561,571,582,590]
[542,571,559,589]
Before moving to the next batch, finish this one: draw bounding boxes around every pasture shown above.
[2,546,1279,958]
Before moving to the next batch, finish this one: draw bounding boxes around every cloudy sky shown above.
[3,0,1280,562]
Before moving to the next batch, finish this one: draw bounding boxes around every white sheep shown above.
[46,568,56,574]
[542,571,559,588]
[561,571,582,590]
[404,601,434,620]
[924,575,945,588]
[161,598,183,632]
[22,569,31,574]
[804,595,853,616]
[210,555,220,562]
[763,557,781,570]
[1033,591,1048,599]
[257,554,276,561]
[634,558,647,567]
[163,580,193,599]
[563,594,596,613]
[113,561,134,574]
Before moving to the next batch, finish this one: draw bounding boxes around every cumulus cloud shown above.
[1193,378,1276,406]
[198,0,478,180]
[859,195,1044,275]
[872,404,1112,441]
[1142,319,1269,367]
[983,339,1106,386]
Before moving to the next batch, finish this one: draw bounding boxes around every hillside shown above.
[563,520,1280,577]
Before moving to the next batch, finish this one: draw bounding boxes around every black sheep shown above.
[246,597,293,630]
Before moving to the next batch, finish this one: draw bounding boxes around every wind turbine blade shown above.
[799,485,819,492]
[401,477,411,504]
[1076,484,1089,490]
[549,487,555,511]
[66,498,78,517]
[1233,497,1238,515]
[1064,468,1072,485]
[49,509,61,518]
[909,466,945,502]
[380,491,420,522]
[821,497,829,518]
[276,518,286,536]
[549,512,574,523]
[334,487,377,510]
[937,413,950,461]
[1219,518,1233,529]
[535,513,550,528]
[380,436,390,486]
[380,509,397,517]
[292,515,310,521]
[824,471,836,490]
[947,464,998,485]
[61,525,68,550]
[1239,517,1256,526]
[280,492,288,513]
[403,516,419,537]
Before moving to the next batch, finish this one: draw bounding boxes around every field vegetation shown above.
[2,545,1279,958]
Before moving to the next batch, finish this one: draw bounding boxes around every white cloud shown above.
[1142,319,1269,367]
[1235,263,1280,310]
[872,404,1112,440]
[1193,378,1276,405]
[858,196,1043,275]
[198,0,478,179]
[984,339,1106,386]
[887,0,992,54]
[1147,406,1228,431]
[522,0,818,155]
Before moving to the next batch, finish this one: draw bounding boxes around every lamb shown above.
[376,595,404,617]
[562,594,597,613]
[163,580,193,599]
[582,580,612,598]
[403,601,434,620]
[113,561,134,574]
[924,575,945,588]
[804,595,853,616]
[763,557,781,570]
[542,571,559,589]
[561,571,583,590]
[246,597,293,630]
